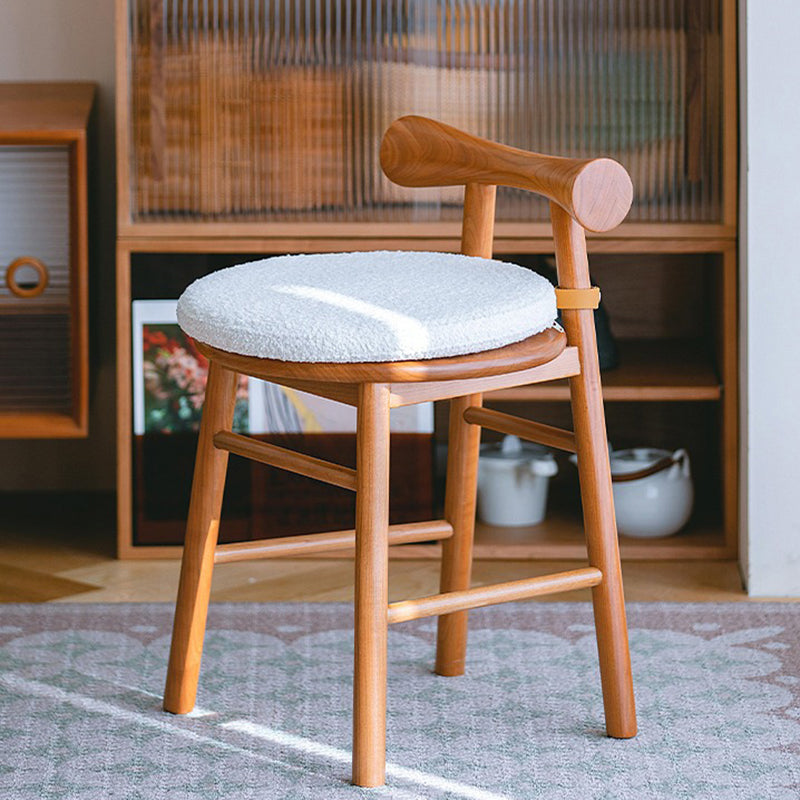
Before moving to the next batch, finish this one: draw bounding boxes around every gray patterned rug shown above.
[1,602,799,800]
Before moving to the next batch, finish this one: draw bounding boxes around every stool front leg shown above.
[352,383,391,787]
[164,360,239,715]
[435,393,483,676]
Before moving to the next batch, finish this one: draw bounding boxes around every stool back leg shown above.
[568,326,637,738]
[552,204,637,738]
[164,360,239,714]
[352,383,391,787]
[435,393,483,676]
[433,177,494,678]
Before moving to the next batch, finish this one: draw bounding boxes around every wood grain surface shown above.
[194,327,567,384]
[381,115,633,233]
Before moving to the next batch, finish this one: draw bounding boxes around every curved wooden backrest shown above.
[380,115,633,233]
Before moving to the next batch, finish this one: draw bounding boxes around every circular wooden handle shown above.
[6,256,49,298]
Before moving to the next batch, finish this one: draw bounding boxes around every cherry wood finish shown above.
[194,326,567,384]
[381,116,633,233]
[389,567,603,624]
[163,118,640,787]
[460,182,497,257]
[238,347,580,409]
[551,202,637,739]
[431,168,496,678]
[463,406,578,453]
[213,520,453,564]
[0,82,94,438]
[352,382,391,787]
[213,430,357,491]
[0,83,95,133]
[435,394,483,677]
[163,362,238,714]
[386,348,580,406]
[204,348,579,410]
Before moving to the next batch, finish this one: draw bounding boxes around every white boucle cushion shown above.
[177,251,557,363]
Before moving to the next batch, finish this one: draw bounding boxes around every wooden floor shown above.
[0,492,772,604]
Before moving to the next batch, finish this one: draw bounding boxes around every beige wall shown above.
[0,0,117,490]
[739,0,800,595]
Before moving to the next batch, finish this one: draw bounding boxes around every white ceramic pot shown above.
[609,447,693,538]
[477,435,558,526]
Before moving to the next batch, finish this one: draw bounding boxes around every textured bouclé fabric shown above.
[177,250,557,362]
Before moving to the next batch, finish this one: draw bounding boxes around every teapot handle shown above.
[611,453,683,483]
[671,448,691,478]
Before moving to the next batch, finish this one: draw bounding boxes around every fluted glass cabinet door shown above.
[125,0,723,224]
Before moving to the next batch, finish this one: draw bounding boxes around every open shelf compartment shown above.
[490,338,721,402]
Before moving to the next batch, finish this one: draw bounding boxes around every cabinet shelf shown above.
[488,339,721,403]
[384,512,731,562]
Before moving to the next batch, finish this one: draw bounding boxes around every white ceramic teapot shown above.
[609,447,693,538]
[477,435,558,526]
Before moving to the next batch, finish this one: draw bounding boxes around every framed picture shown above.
[131,300,249,435]
[132,300,433,436]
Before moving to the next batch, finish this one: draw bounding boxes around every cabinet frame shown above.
[0,83,93,438]
[115,0,738,559]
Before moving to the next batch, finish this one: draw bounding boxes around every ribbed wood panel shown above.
[0,313,72,412]
[0,146,70,306]
[127,0,722,224]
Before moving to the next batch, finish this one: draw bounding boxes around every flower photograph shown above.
[141,323,248,434]
[132,299,249,435]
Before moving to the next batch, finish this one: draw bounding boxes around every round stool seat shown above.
[177,250,558,364]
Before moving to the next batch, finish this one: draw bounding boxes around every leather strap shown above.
[555,286,601,310]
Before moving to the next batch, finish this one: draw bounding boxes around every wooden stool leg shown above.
[571,371,637,738]
[164,361,239,715]
[352,383,391,787]
[569,353,637,739]
[435,393,483,676]
[552,201,636,738]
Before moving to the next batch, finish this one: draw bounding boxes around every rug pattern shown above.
[1,603,799,800]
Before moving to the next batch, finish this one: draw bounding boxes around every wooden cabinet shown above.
[0,83,94,438]
[115,0,737,559]
[470,246,738,561]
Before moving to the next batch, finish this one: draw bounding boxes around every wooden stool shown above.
[163,116,637,788]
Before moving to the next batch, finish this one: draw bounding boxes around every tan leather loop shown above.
[555,286,601,310]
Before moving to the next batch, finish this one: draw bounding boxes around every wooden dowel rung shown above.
[214,520,454,564]
[463,406,577,453]
[387,567,602,624]
[213,430,357,490]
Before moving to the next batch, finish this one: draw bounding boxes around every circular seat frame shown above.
[194,326,567,385]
